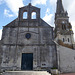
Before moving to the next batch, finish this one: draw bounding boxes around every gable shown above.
[5,18,18,27]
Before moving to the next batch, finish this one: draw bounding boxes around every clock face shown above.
[25,33,31,39]
[62,21,65,24]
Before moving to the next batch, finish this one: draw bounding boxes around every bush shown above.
[57,40,73,49]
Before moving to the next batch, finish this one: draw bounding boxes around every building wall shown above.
[0,41,2,70]
[57,45,75,73]
[55,34,74,45]
[0,4,57,71]
[0,21,57,71]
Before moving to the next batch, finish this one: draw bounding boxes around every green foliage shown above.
[51,67,57,69]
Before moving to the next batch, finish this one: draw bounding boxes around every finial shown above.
[28,0,32,5]
[29,3,31,6]
[27,0,32,6]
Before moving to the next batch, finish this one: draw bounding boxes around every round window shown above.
[25,33,31,39]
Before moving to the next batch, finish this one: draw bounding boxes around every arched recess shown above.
[23,11,27,19]
[62,24,66,30]
[31,12,36,19]
[63,38,65,42]
[68,38,69,42]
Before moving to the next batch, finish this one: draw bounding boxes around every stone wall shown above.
[1,25,57,71]
[0,4,57,71]
[57,45,75,73]
[55,34,74,45]
[0,40,2,71]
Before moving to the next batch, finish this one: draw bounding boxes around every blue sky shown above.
[0,0,75,40]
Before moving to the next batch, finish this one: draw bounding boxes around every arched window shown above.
[62,25,66,30]
[68,38,69,42]
[23,12,27,19]
[31,12,36,19]
[63,38,65,42]
[64,25,66,30]
[62,25,64,30]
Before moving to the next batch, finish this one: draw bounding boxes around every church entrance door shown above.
[21,53,33,70]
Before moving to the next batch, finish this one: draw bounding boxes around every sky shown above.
[0,0,75,40]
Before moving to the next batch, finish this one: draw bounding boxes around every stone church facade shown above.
[0,3,57,71]
[0,0,75,73]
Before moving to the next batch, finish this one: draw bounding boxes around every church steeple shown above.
[54,0,74,48]
[55,0,68,20]
[56,0,64,14]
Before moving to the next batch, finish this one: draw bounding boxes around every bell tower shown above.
[54,0,74,48]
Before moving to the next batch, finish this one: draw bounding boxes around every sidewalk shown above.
[60,73,75,75]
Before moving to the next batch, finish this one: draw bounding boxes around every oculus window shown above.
[25,33,31,39]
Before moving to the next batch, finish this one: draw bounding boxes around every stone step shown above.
[2,71,51,75]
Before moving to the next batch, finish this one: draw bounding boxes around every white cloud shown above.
[1,0,47,16]
[32,12,36,19]
[4,0,24,16]
[46,8,50,14]
[32,12,36,16]
[4,9,14,17]
[43,8,54,27]
[71,22,75,41]
[50,0,57,11]
[32,0,47,5]
[50,0,56,6]
[0,0,3,4]
[0,29,2,40]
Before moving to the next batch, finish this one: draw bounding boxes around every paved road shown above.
[60,73,75,75]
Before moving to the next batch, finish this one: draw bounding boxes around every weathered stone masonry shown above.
[0,3,57,71]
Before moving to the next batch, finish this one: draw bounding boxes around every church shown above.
[54,0,75,73]
[0,0,75,74]
[54,0,74,49]
[0,3,57,71]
